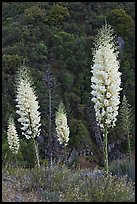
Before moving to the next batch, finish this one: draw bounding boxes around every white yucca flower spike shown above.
[7,115,19,154]
[91,23,122,175]
[15,65,41,139]
[91,23,122,130]
[55,101,70,146]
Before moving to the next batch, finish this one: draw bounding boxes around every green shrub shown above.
[2,164,135,202]
[2,140,23,166]
[109,158,135,182]
[2,137,37,168]
[58,170,135,202]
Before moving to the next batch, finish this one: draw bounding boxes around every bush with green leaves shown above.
[2,137,36,168]
[46,3,70,26]
[109,158,135,182]
[2,140,23,166]
[2,164,135,202]
[69,118,92,149]
[107,8,134,39]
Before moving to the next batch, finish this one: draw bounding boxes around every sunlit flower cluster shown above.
[7,115,19,154]
[91,24,122,129]
[55,102,70,146]
[15,66,41,139]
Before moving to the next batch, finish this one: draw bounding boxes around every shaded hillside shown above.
[2,2,135,166]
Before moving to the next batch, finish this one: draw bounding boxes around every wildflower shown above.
[15,65,41,167]
[15,66,41,139]
[7,115,19,154]
[91,24,122,129]
[55,101,70,146]
[91,23,122,174]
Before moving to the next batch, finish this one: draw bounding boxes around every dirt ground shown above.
[2,177,39,202]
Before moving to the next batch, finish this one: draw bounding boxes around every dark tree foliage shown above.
[2,2,135,167]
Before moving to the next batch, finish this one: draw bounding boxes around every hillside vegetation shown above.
[2,2,135,167]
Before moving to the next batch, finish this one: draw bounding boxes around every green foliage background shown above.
[2,2,135,166]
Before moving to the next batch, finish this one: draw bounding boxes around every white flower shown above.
[55,102,70,146]
[15,66,41,139]
[91,24,122,129]
[7,115,19,154]
[106,106,113,113]
[106,92,111,99]
[104,99,109,106]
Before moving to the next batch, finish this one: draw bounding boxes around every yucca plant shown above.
[91,24,122,174]
[119,95,132,161]
[15,65,41,168]
[7,114,20,166]
[55,101,70,163]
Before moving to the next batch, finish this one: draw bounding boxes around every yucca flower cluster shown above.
[91,24,122,174]
[15,66,41,139]
[7,115,19,154]
[55,102,70,146]
[91,24,122,130]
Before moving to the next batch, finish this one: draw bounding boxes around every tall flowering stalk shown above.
[15,65,41,168]
[55,101,70,163]
[119,95,132,161]
[7,115,19,165]
[91,24,122,174]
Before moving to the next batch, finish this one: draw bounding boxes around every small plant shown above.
[55,101,70,163]
[109,158,135,181]
[88,173,134,202]
[7,115,20,155]
[119,95,132,161]
[55,101,70,146]
[6,115,20,167]
[2,164,135,202]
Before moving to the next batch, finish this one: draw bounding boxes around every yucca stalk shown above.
[91,24,122,174]
[55,101,70,164]
[15,65,41,168]
[119,95,132,162]
[7,114,20,166]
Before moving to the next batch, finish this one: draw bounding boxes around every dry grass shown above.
[2,176,39,202]
[2,163,135,202]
